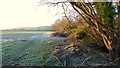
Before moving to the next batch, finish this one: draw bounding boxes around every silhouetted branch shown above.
[47,1,69,5]
[62,3,72,24]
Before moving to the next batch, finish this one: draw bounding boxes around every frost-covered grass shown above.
[2,31,64,66]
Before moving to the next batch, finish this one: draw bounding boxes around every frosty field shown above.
[1,30,65,66]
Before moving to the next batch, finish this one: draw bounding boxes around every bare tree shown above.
[40,0,120,64]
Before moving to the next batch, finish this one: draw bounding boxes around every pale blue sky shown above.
[1,0,117,30]
[0,0,64,30]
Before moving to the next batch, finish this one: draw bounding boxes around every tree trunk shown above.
[108,5,120,64]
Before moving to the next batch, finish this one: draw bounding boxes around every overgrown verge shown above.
[49,39,111,66]
[50,16,120,66]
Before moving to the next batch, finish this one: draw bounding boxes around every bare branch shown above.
[62,3,72,24]
[47,1,69,5]
[54,55,64,66]
[77,56,91,66]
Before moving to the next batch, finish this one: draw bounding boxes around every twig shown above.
[78,56,91,66]
[54,55,64,66]
[42,54,53,66]
[64,61,67,66]
[109,57,120,65]
[62,3,72,24]
[47,1,68,5]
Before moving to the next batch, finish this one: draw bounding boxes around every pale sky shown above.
[0,0,64,30]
